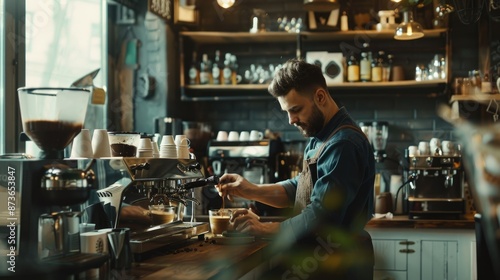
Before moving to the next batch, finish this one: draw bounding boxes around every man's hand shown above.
[230,208,280,236]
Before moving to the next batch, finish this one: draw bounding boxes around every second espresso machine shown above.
[403,142,465,219]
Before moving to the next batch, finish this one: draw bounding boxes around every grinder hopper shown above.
[18,87,91,159]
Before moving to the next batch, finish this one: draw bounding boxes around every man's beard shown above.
[295,104,325,138]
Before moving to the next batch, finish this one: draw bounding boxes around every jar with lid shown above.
[347,55,360,82]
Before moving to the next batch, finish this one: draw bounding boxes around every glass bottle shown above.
[199,53,211,85]
[347,55,360,82]
[371,51,382,82]
[188,51,199,85]
[360,52,371,82]
[212,50,221,85]
[222,53,232,85]
[230,54,239,85]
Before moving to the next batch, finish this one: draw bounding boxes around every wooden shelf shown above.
[450,93,500,103]
[184,79,446,90]
[180,80,447,101]
[180,29,447,44]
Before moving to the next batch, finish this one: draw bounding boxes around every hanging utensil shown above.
[71,68,106,105]
[452,0,485,24]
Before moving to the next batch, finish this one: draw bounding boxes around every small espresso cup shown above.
[441,140,455,155]
[429,138,441,154]
[249,130,263,141]
[408,145,419,157]
[175,135,190,146]
[228,131,239,141]
[239,131,250,141]
[418,141,430,155]
[216,131,228,141]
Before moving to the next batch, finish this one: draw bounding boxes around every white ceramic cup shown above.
[216,131,228,141]
[71,129,93,158]
[161,135,175,146]
[249,130,263,141]
[175,135,190,146]
[228,131,239,141]
[177,145,190,159]
[418,141,430,155]
[91,129,111,158]
[239,131,250,141]
[429,138,441,154]
[408,145,419,157]
[441,140,455,155]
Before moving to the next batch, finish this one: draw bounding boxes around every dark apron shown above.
[294,124,365,213]
[290,124,374,279]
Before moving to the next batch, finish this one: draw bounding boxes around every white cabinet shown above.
[367,228,476,280]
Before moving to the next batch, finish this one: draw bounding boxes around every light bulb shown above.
[217,0,235,9]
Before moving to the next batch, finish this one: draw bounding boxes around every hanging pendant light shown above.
[217,0,236,9]
[394,10,424,40]
[303,0,339,12]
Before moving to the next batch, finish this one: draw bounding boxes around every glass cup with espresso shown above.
[209,209,232,236]
[149,205,175,225]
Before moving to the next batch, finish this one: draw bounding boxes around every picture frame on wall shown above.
[174,0,199,25]
[148,0,173,22]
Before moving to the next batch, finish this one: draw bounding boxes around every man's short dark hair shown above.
[268,58,328,98]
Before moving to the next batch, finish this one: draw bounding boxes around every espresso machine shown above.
[94,157,213,256]
[404,148,465,219]
[0,88,108,277]
[206,138,287,216]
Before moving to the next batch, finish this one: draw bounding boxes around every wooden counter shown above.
[366,214,476,229]
[124,235,270,280]
[120,215,475,279]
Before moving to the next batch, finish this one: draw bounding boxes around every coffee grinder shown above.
[371,121,389,162]
[0,88,107,277]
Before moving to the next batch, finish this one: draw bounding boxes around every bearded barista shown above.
[216,59,375,279]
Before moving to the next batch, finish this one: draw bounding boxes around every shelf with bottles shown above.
[178,28,449,100]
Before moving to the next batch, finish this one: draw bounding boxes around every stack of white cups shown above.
[71,129,93,158]
[91,129,112,158]
[175,135,191,159]
[152,140,160,158]
[159,135,177,158]
[136,138,154,158]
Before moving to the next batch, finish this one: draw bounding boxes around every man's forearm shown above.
[248,184,290,208]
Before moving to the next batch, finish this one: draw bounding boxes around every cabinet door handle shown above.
[399,249,415,253]
[399,241,415,245]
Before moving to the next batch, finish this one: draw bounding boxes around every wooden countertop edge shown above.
[366,214,476,229]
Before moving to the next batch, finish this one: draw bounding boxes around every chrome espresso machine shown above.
[95,157,213,256]
[404,148,465,219]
